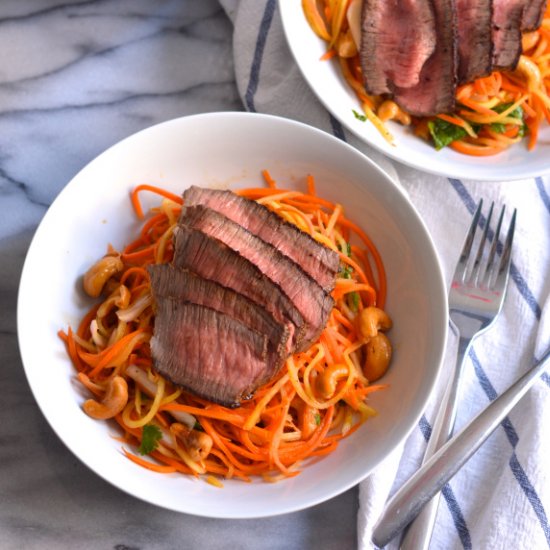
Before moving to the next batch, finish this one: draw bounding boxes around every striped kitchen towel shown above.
[220,1,550,549]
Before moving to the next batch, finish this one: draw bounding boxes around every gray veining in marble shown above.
[0,1,356,549]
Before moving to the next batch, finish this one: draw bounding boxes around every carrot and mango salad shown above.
[59,172,393,484]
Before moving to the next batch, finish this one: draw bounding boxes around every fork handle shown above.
[371,345,550,549]
[391,336,472,550]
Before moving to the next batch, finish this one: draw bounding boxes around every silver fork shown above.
[372,200,516,550]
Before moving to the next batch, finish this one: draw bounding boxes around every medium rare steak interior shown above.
[172,225,306,348]
[391,0,457,116]
[148,264,291,384]
[151,300,269,407]
[360,0,437,95]
[179,205,334,350]
[359,0,547,116]
[148,189,340,407]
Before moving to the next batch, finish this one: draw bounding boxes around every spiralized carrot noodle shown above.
[59,170,392,484]
[303,0,550,154]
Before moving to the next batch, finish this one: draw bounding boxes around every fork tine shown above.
[455,200,483,281]
[483,205,506,286]
[492,208,516,291]
[471,202,494,283]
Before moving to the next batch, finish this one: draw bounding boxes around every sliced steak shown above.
[492,0,528,69]
[360,0,437,95]
[456,0,493,83]
[172,225,306,350]
[521,0,547,31]
[392,0,457,116]
[150,299,268,407]
[179,205,334,351]
[148,263,291,381]
[182,186,340,292]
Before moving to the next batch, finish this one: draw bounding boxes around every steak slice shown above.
[179,205,334,352]
[456,0,493,83]
[492,0,528,69]
[182,186,340,292]
[521,0,547,31]
[392,0,457,116]
[148,263,291,382]
[150,299,268,407]
[360,0,437,95]
[172,225,306,350]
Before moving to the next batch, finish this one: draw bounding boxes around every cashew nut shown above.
[337,29,358,58]
[317,363,349,399]
[184,429,213,462]
[173,424,213,462]
[363,333,392,382]
[83,255,124,298]
[292,398,319,439]
[377,100,411,125]
[357,307,393,341]
[82,375,128,419]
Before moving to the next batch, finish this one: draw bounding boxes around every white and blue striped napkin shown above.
[220,1,550,548]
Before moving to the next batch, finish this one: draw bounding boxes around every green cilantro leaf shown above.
[353,109,367,122]
[339,264,353,279]
[491,103,526,137]
[427,119,468,150]
[490,122,507,134]
[314,414,321,426]
[493,103,522,117]
[138,424,162,455]
[338,242,353,279]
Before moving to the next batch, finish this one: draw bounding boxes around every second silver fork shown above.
[374,200,516,550]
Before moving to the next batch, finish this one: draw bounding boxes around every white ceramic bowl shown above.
[17,112,448,518]
[279,1,550,182]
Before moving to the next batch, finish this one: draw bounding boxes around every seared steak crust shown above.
[521,0,547,30]
[182,186,340,292]
[456,0,494,82]
[492,0,529,69]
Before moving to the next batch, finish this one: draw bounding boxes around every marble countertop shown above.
[3,2,550,550]
[0,1,356,549]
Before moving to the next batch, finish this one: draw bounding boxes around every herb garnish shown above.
[138,424,162,455]
[427,119,468,150]
[338,241,360,312]
[428,102,526,150]
[352,109,367,122]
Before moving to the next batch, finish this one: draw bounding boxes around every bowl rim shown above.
[17,111,449,517]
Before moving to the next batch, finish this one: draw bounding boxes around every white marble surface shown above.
[0,2,356,549]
